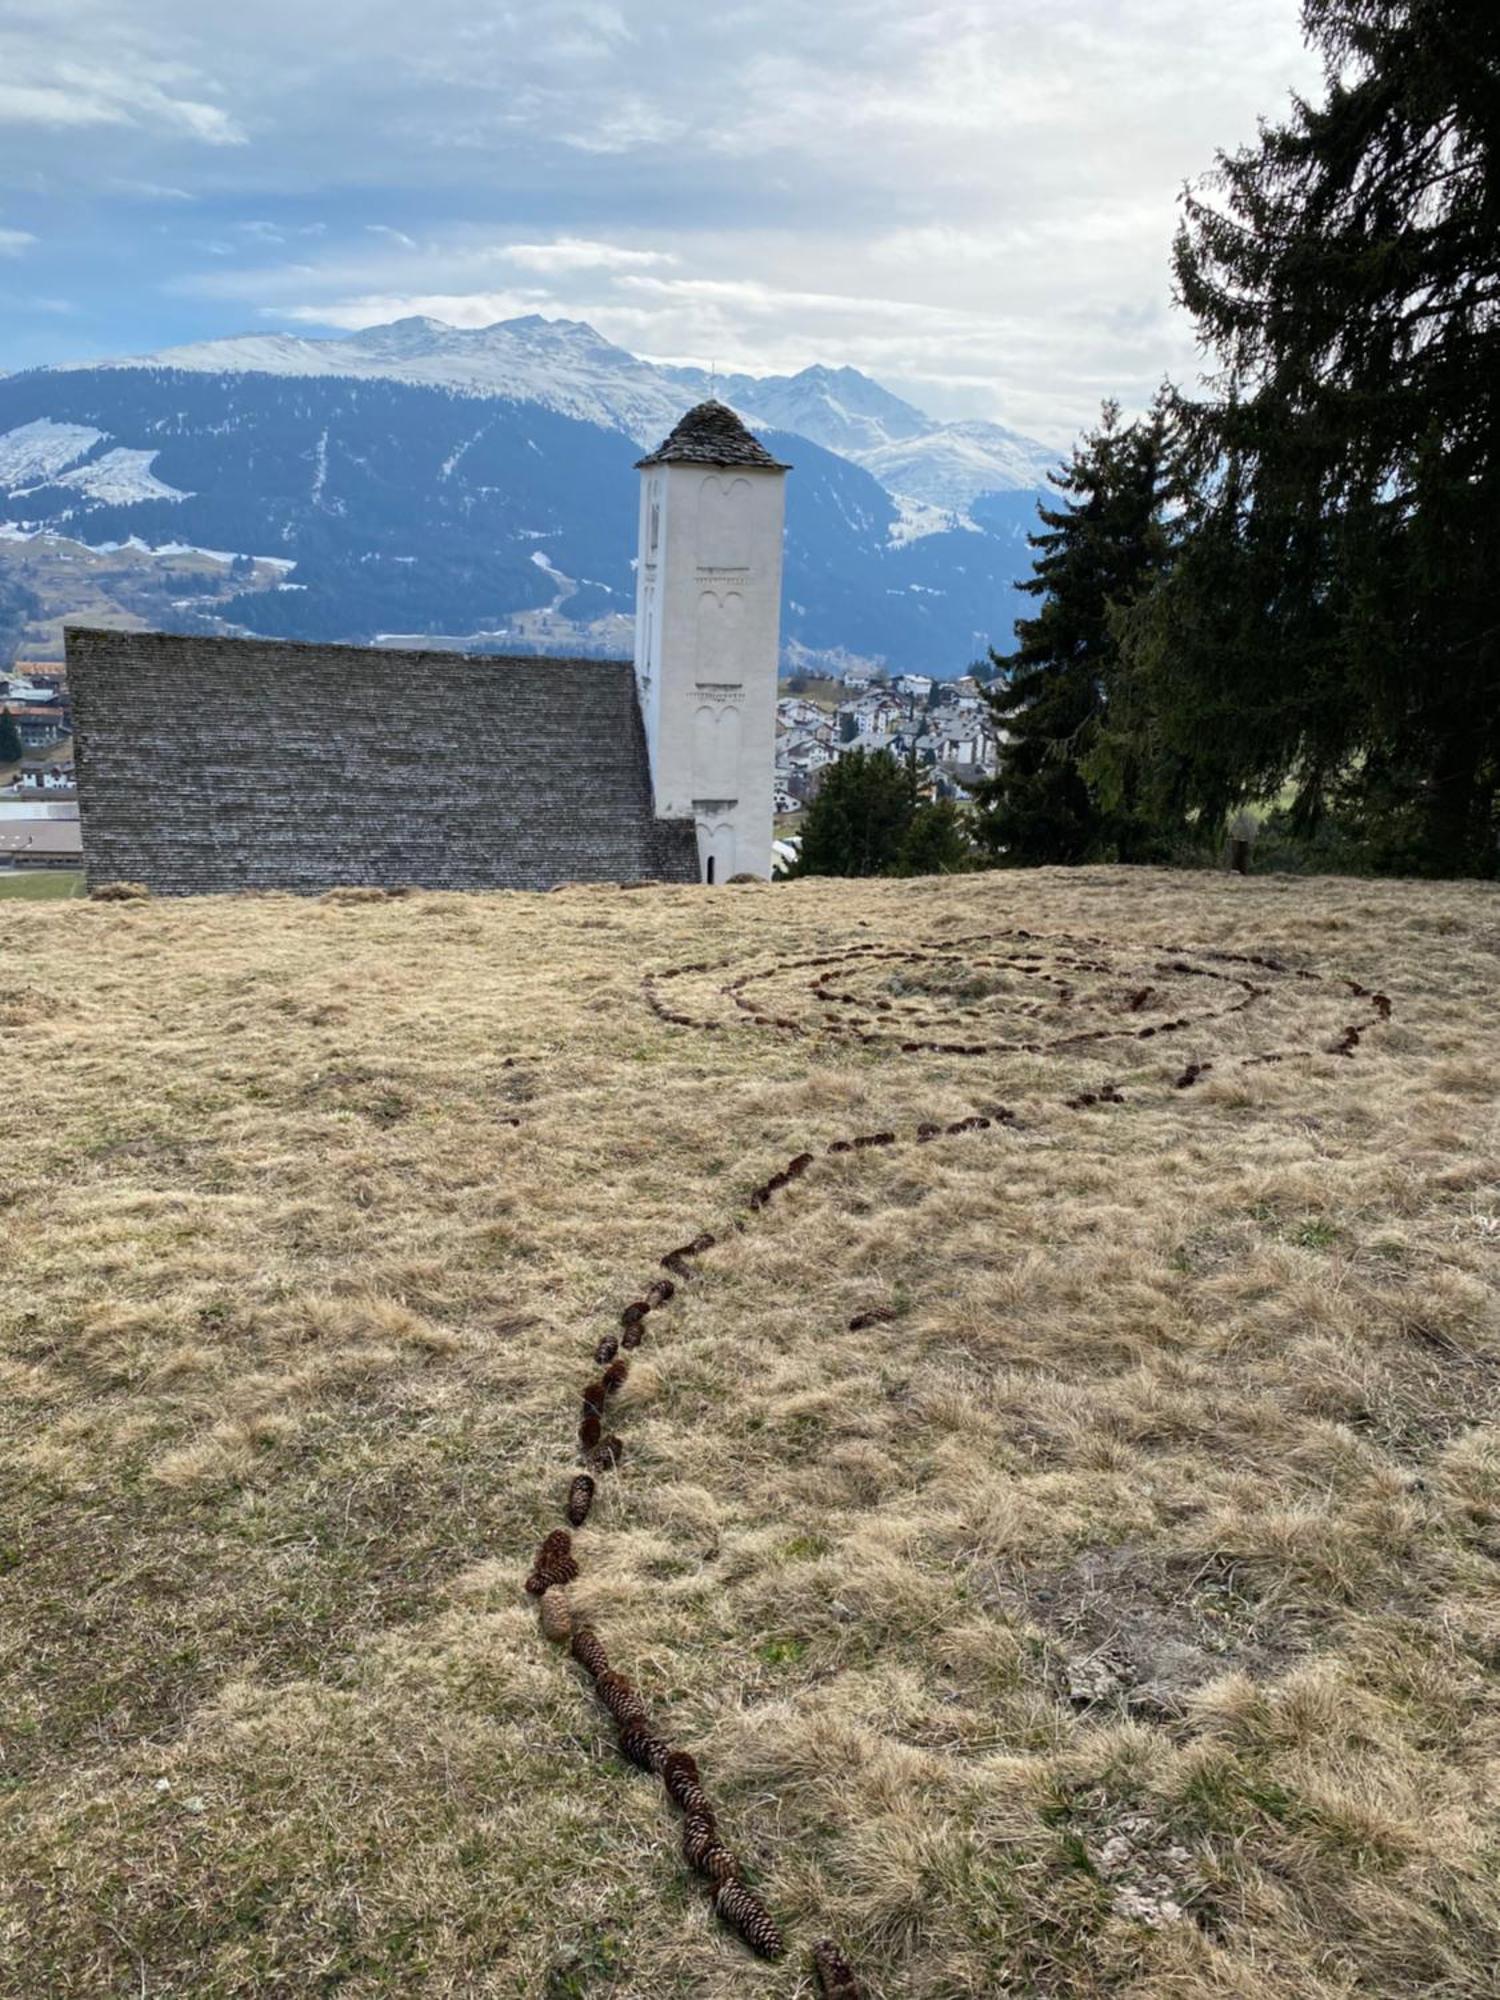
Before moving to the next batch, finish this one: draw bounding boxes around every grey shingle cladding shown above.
[635,400,790,471]
[66,628,700,896]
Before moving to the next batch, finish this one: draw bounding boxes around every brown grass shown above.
[1,866,1497,1997]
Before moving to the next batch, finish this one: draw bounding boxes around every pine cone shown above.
[530,1529,578,1590]
[699,1840,740,1887]
[620,1320,645,1349]
[621,1300,649,1328]
[617,1724,668,1772]
[812,1939,863,1998]
[579,1411,602,1450]
[539,1588,572,1644]
[566,1474,595,1527]
[660,1750,701,1808]
[537,1528,571,1566]
[570,1625,609,1678]
[681,1811,719,1870]
[596,1671,649,1729]
[602,1357,629,1393]
[581,1378,607,1416]
[673,1779,714,1822]
[590,1435,624,1471]
[594,1335,619,1367]
[646,1279,675,1307]
[714,1881,783,1960]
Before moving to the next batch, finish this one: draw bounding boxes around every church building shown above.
[633,400,789,884]
[66,402,789,896]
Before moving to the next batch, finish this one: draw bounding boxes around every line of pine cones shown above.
[586,1633,783,1954]
[523,1064,981,1991]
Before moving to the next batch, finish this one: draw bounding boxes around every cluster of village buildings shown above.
[1,664,72,753]
[0,664,81,869]
[774,664,1001,814]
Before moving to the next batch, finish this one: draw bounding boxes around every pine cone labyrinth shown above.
[645,929,1392,1083]
[526,926,1394,1981]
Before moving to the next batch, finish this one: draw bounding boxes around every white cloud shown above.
[0,18,246,146]
[0,227,37,256]
[504,238,677,274]
[106,177,195,201]
[0,1,1322,438]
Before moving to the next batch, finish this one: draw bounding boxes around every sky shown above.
[0,1,1320,444]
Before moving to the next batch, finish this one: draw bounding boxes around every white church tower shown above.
[633,402,789,882]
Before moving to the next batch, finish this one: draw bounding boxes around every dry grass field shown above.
[2,866,1497,1998]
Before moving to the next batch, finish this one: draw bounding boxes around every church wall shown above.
[67,629,699,896]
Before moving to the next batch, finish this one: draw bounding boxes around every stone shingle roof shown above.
[635,400,790,472]
[66,629,699,896]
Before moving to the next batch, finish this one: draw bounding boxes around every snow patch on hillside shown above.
[58,448,192,505]
[887,496,976,546]
[0,419,107,488]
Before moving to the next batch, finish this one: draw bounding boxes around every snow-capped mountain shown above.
[858,419,1059,513]
[52,314,1056,513]
[663,362,932,459]
[1,317,1055,673]
[71,315,691,449]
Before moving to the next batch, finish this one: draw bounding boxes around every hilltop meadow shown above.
[2,867,1497,1997]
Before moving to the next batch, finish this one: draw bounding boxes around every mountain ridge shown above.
[40,314,1058,512]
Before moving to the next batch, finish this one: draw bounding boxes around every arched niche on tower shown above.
[695,587,747,681]
[698,475,753,569]
[692,702,741,793]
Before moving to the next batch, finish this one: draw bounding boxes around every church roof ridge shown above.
[635,399,790,471]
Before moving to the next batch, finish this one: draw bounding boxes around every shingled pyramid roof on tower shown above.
[635,400,791,471]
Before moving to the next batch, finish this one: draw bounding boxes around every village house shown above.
[1,664,73,751]
[0,818,83,870]
[8,766,75,794]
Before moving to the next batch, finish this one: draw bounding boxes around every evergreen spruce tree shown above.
[797,748,917,877]
[0,708,22,767]
[1155,0,1500,876]
[972,397,1176,865]
[896,796,974,876]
